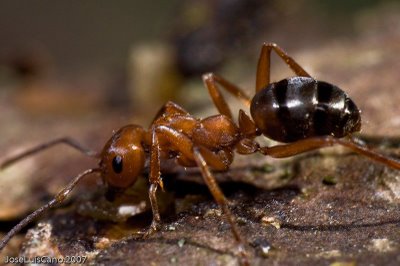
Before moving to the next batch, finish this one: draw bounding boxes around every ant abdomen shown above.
[250,77,362,143]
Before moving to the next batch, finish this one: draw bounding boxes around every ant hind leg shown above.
[256,43,311,92]
[259,136,400,170]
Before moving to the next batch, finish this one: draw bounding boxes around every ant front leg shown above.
[142,125,195,237]
[256,43,311,92]
[0,137,99,169]
[151,101,189,124]
[259,136,400,170]
[143,129,163,236]
[202,73,251,119]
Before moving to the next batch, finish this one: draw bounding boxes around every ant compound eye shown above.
[112,155,123,173]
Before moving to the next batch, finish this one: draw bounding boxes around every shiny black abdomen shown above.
[250,77,361,143]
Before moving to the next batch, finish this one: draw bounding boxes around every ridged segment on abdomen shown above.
[250,77,360,143]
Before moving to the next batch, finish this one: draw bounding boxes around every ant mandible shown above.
[1,43,400,263]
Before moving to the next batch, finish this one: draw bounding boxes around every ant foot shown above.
[235,243,250,266]
[140,221,161,239]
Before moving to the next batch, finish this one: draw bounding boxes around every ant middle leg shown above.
[256,43,311,92]
[193,147,248,264]
[202,73,251,119]
[259,136,400,170]
[0,137,99,170]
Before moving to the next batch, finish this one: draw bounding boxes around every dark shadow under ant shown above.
[1,43,400,265]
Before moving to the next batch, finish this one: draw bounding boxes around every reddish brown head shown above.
[100,125,146,189]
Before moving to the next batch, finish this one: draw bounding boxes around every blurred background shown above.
[1,0,400,255]
[1,0,399,123]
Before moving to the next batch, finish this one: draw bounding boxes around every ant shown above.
[1,43,400,264]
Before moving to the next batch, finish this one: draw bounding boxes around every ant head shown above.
[100,125,146,189]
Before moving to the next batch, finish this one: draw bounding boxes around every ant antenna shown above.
[0,168,100,251]
[0,137,99,170]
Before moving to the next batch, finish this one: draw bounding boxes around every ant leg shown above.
[238,109,258,137]
[175,145,234,171]
[0,137,99,170]
[0,168,99,251]
[193,147,248,264]
[256,43,311,92]
[143,125,195,237]
[202,73,251,119]
[145,125,248,262]
[144,183,161,237]
[259,136,400,170]
[143,129,164,237]
[151,101,189,123]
